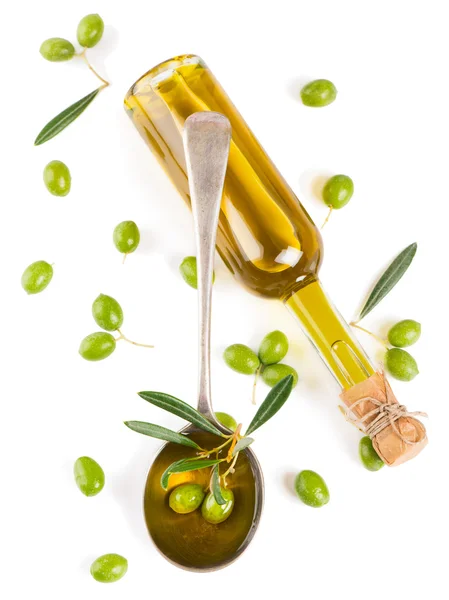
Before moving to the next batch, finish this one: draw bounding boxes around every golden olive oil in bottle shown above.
[125,54,374,389]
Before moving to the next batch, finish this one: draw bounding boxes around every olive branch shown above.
[35,14,110,145]
[125,375,294,505]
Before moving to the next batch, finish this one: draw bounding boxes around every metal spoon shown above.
[143,112,264,571]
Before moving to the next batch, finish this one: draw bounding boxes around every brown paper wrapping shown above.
[340,372,427,466]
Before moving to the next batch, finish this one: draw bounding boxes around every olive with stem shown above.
[79,294,153,361]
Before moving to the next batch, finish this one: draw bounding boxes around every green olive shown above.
[77,14,104,48]
[92,294,124,331]
[179,256,215,289]
[223,344,260,375]
[21,260,53,294]
[258,330,289,365]
[388,319,421,348]
[295,470,330,508]
[385,348,419,382]
[215,412,237,431]
[79,332,116,361]
[90,553,128,583]
[39,38,75,62]
[262,364,298,387]
[300,79,337,107]
[359,437,384,471]
[201,488,234,524]
[169,483,205,514]
[322,174,354,210]
[74,456,105,496]
[43,160,71,196]
[113,221,140,257]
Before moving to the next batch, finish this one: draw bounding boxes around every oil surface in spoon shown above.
[144,431,256,569]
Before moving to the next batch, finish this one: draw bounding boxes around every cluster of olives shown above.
[79,293,153,361]
[383,319,421,382]
[348,319,422,472]
[40,14,104,196]
[224,331,298,402]
[36,14,109,146]
[355,320,421,471]
[179,256,215,289]
[40,14,104,62]
[73,456,127,582]
[35,14,127,586]
[169,481,235,524]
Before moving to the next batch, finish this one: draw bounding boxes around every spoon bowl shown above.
[142,112,264,571]
[144,428,263,571]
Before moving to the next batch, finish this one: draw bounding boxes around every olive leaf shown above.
[138,391,224,437]
[211,465,226,505]
[246,375,294,436]
[124,421,202,450]
[160,459,188,490]
[34,88,101,145]
[359,242,417,320]
[161,458,222,490]
[232,437,254,456]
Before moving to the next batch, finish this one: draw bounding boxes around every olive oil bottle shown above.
[125,54,374,389]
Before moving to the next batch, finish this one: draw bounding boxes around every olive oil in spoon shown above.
[143,112,264,571]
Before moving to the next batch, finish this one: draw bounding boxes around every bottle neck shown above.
[284,276,375,389]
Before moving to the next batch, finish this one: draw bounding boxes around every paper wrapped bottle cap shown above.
[340,371,427,466]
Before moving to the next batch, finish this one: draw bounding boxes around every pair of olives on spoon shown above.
[169,482,234,524]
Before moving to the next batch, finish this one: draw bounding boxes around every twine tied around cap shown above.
[340,371,428,465]
[343,373,428,445]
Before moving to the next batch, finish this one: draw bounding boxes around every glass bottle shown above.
[125,54,374,389]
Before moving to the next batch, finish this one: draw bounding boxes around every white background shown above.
[1,1,447,598]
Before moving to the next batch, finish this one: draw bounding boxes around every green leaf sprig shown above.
[125,375,294,502]
[137,391,223,437]
[35,14,109,145]
[356,242,417,321]
[350,243,420,383]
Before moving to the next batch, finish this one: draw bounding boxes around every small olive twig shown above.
[222,453,239,485]
[199,437,233,459]
[227,424,242,461]
[350,322,389,349]
[116,329,154,348]
[198,424,243,486]
[252,365,262,405]
[77,48,110,89]
[321,206,333,229]
[190,453,224,463]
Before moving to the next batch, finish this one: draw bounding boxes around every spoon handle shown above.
[183,112,231,421]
